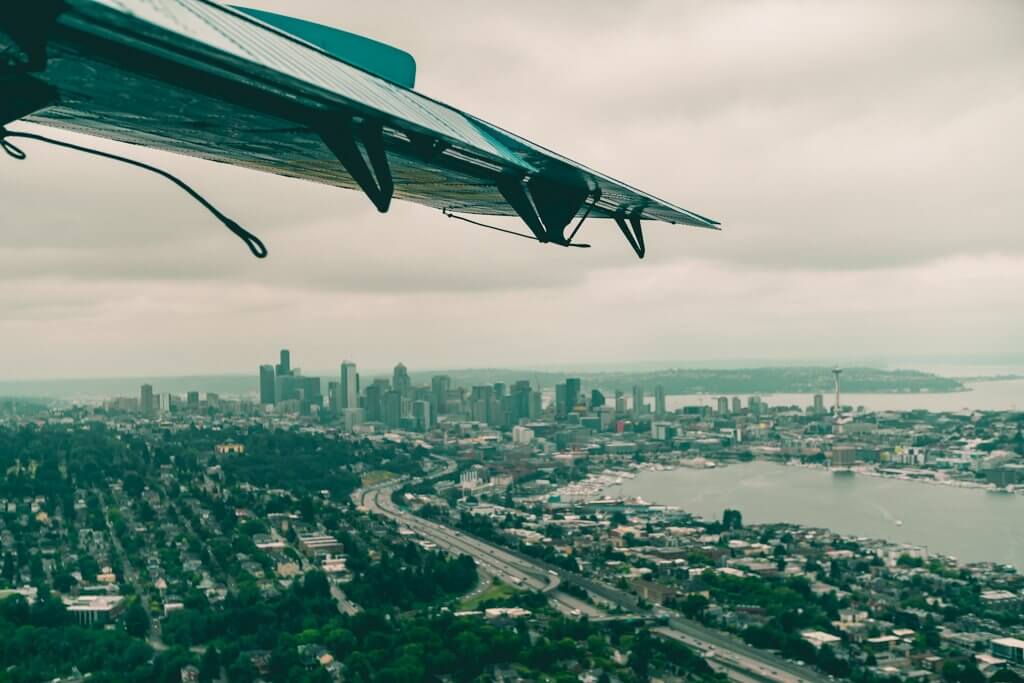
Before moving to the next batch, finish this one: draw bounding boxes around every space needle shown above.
[832,367,843,418]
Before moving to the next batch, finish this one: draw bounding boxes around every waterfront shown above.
[664,378,1023,413]
[615,461,1024,569]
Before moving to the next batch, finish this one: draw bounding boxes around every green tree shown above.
[722,509,743,530]
[124,599,150,638]
[631,628,653,682]
[199,646,221,682]
[991,669,1023,683]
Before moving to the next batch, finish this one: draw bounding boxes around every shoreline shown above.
[544,461,1015,571]
[548,457,1023,505]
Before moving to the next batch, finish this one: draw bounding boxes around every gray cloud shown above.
[1,0,1021,377]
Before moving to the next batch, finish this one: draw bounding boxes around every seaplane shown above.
[0,1,719,259]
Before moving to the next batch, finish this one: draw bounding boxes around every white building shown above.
[511,425,534,445]
[63,595,125,626]
[802,630,842,649]
[991,637,1024,664]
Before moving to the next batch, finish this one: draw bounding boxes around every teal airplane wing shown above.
[1,0,718,257]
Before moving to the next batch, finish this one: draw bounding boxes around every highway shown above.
[353,462,827,683]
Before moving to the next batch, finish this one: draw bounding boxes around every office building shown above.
[554,383,568,419]
[382,390,403,428]
[813,393,825,415]
[186,391,200,410]
[276,348,291,377]
[412,400,431,432]
[749,396,763,416]
[297,532,344,557]
[340,361,358,410]
[140,384,154,416]
[615,390,626,414]
[393,362,411,396]
[259,364,276,405]
[565,377,581,412]
[632,385,645,416]
[717,396,729,416]
[364,379,389,422]
[298,375,322,407]
[63,595,125,626]
[431,375,451,415]
[341,407,364,431]
[651,422,677,441]
[276,373,301,403]
[654,385,666,417]
[327,380,340,414]
[507,380,531,422]
[512,425,534,445]
[732,396,742,414]
[991,638,1024,664]
[469,385,497,424]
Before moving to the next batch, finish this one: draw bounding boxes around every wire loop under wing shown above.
[0,127,268,258]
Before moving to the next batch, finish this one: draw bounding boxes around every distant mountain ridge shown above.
[401,366,964,395]
[0,366,963,400]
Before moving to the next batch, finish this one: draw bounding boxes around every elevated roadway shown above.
[354,463,826,683]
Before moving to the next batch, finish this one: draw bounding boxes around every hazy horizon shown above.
[4,351,1024,386]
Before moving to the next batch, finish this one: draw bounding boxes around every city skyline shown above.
[3,0,1023,380]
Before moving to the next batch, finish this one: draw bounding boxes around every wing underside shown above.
[0,0,718,257]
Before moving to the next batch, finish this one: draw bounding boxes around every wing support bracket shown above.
[1,76,58,127]
[615,213,646,259]
[566,188,602,246]
[496,174,592,246]
[319,117,394,213]
[0,0,64,77]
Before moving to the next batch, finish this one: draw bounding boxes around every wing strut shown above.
[0,0,63,75]
[615,214,646,259]
[496,174,592,245]
[1,77,57,127]
[319,118,394,213]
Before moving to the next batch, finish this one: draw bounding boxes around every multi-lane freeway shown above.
[353,461,828,683]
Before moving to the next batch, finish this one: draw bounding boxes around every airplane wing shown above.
[0,0,719,257]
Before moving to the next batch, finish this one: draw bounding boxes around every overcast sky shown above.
[2,0,1023,379]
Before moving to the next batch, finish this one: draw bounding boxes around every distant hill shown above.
[399,366,965,395]
[0,374,256,401]
[0,366,963,401]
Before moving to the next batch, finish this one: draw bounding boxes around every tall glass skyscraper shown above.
[340,361,358,409]
[392,362,411,396]
[259,364,276,405]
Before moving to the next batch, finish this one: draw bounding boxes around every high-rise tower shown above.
[276,349,291,376]
[393,362,411,396]
[140,384,154,416]
[340,361,358,409]
[259,364,276,405]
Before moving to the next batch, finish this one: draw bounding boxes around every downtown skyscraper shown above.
[259,365,276,405]
[140,383,155,416]
[340,361,358,410]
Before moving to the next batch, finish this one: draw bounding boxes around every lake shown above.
[616,461,1024,569]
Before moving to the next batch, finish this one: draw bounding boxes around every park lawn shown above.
[459,580,521,610]
[361,470,398,487]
